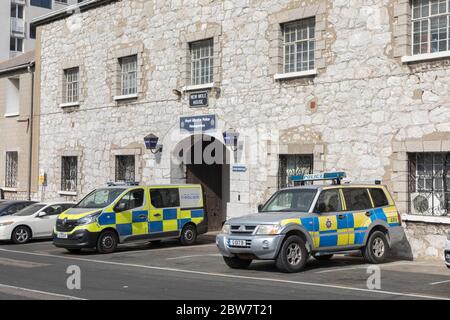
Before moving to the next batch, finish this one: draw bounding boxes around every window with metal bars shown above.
[115,155,135,182]
[408,152,450,216]
[61,156,77,192]
[412,0,450,55]
[63,67,79,103]
[190,39,214,85]
[283,18,315,73]
[5,152,18,188]
[278,154,313,189]
[120,55,137,96]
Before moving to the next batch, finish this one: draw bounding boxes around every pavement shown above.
[0,233,449,300]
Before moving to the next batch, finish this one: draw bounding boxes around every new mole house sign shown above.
[189,91,208,107]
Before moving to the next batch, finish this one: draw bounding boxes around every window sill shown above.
[402,214,450,225]
[113,93,139,101]
[58,191,77,196]
[60,102,80,108]
[4,113,19,118]
[2,187,17,192]
[274,69,317,80]
[181,83,215,92]
[401,51,450,64]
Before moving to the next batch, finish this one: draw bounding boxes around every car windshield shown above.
[261,189,317,213]
[75,188,127,209]
[14,204,46,216]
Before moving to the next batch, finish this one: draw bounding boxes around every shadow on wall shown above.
[390,232,414,261]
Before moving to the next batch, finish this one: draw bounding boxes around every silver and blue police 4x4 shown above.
[445,230,450,269]
[217,172,405,273]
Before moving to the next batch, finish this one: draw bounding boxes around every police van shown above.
[53,184,207,253]
[217,172,405,273]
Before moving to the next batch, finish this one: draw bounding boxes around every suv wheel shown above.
[96,230,118,254]
[223,256,252,269]
[363,231,389,264]
[12,226,31,244]
[275,235,308,273]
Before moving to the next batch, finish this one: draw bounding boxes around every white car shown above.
[445,230,450,269]
[0,202,74,244]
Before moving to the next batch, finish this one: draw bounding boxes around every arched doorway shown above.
[172,134,230,231]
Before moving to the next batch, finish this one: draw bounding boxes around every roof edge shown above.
[31,0,120,27]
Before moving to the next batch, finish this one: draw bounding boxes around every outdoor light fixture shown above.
[144,133,163,154]
[223,129,239,152]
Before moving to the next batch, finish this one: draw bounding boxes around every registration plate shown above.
[57,232,68,239]
[228,239,247,247]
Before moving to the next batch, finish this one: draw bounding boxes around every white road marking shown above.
[109,243,217,256]
[0,257,49,268]
[0,248,448,300]
[166,254,221,260]
[430,279,450,286]
[315,261,412,274]
[0,284,85,300]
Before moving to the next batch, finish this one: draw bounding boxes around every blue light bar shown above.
[290,172,346,183]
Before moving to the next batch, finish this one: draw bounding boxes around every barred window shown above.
[278,154,313,189]
[63,67,79,103]
[283,18,315,73]
[412,0,450,55]
[61,156,77,192]
[120,55,137,96]
[5,151,18,188]
[190,39,214,85]
[408,152,450,216]
[115,155,135,182]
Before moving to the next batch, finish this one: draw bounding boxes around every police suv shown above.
[53,183,207,253]
[217,172,405,273]
[445,230,450,269]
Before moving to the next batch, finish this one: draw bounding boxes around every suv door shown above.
[314,188,348,248]
[149,188,180,237]
[342,188,374,246]
[114,188,147,239]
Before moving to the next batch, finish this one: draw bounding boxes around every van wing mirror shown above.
[115,202,127,212]
[257,204,263,212]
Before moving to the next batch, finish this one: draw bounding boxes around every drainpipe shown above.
[27,65,34,201]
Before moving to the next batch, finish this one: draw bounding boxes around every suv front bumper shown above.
[53,229,99,249]
[216,234,284,260]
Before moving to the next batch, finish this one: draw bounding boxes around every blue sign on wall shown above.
[180,115,216,133]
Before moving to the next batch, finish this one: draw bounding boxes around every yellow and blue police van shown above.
[217,172,405,273]
[53,183,207,253]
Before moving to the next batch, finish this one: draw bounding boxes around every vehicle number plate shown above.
[228,239,247,247]
[57,232,68,239]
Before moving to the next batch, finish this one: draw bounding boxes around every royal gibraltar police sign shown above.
[180,115,216,133]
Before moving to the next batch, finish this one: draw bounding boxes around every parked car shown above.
[445,230,450,269]
[0,202,75,244]
[53,183,208,254]
[217,172,405,273]
[0,201,37,217]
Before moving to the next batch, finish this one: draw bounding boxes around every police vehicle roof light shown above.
[107,181,140,187]
[290,172,346,185]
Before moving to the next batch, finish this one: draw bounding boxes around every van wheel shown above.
[314,254,333,261]
[223,256,252,269]
[180,224,197,246]
[362,231,389,264]
[275,235,308,273]
[12,226,31,244]
[96,230,118,254]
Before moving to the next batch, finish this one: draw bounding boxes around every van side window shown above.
[343,188,373,211]
[369,188,389,207]
[116,189,145,211]
[150,188,180,208]
[315,189,342,213]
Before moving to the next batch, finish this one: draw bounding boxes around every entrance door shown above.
[185,136,226,231]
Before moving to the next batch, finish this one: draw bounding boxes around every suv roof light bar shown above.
[290,172,346,185]
[107,181,140,187]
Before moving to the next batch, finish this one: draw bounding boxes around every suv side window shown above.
[369,188,389,207]
[343,188,373,211]
[116,189,145,212]
[315,189,342,213]
[150,188,180,208]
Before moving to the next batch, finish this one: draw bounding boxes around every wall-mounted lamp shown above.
[144,133,163,154]
[172,89,182,100]
[223,129,239,152]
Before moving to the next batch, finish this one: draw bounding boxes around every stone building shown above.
[0,50,39,200]
[32,0,450,259]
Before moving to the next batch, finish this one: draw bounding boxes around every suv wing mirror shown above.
[257,204,263,212]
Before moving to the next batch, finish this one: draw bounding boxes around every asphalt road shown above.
[0,235,449,300]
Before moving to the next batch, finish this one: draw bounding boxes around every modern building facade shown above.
[0,50,39,201]
[33,0,450,259]
[0,0,82,62]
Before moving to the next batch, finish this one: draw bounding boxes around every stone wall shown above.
[36,0,450,259]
